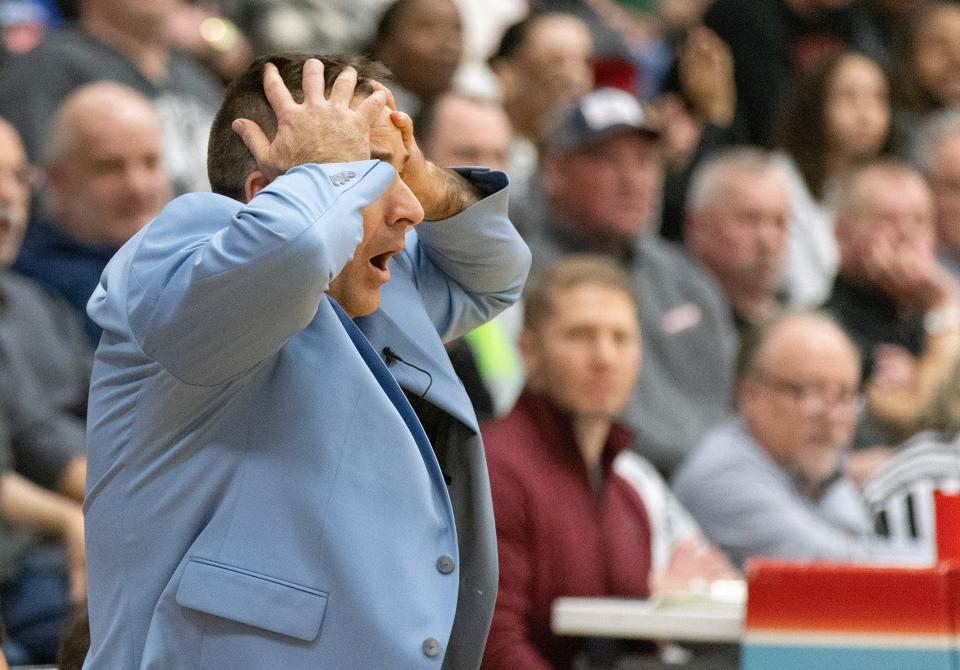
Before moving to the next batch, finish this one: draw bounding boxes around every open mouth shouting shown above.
[368,247,402,283]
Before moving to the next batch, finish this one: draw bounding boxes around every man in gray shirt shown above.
[673,312,926,567]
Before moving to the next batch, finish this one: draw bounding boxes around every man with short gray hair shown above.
[685,147,790,331]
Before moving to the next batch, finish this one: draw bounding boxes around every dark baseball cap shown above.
[541,87,661,156]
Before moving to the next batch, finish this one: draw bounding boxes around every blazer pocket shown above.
[176,556,329,642]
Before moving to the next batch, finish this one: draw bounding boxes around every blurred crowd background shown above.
[3,0,960,667]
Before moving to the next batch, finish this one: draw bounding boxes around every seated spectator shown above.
[15,82,173,345]
[0,115,89,459]
[482,255,735,670]
[417,91,513,173]
[912,110,960,280]
[892,2,960,149]
[370,0,464,116]
[0,118,87,654]
[0,0,222,193]
[673,312,928,568]
[772,50,894,307]
[826,160,960,462]
[516,86,738,476]
[489,11,593,194]
[416,91,522,418]
[684,147,790,332]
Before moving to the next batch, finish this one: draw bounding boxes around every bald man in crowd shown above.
[673,312,926,567]
[417,92,512,174]
[0,0,222,193]
[417,91,520,418]
[15,81,173,345]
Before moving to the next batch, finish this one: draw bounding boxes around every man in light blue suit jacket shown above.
[81,54,530,669]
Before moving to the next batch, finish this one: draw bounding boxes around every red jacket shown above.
[481,391,654,670]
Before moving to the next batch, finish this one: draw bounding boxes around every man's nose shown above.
[124,163,160,197]
[389,178,425,228]
[594,334,619,367]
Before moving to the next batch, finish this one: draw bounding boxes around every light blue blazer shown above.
[81,160,530,669]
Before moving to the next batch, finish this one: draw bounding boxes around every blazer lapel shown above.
[355,308,478,433]
[329,299,450,493]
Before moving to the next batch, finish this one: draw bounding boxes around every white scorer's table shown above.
[551,593,744,644]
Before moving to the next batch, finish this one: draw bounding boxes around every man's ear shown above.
[243,170,270,203]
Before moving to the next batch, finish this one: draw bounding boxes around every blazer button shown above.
[422,637,442,658]
[436,554,455,574]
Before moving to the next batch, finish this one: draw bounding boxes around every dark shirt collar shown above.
[830,274,899,319]
[27,215,118,260]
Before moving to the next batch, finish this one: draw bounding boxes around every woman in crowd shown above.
[772,50,894,307]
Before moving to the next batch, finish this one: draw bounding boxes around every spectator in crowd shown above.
[828,161,958,376]
[0,115,89,476]
[417,91,512,172]
[14,82,173,345]
[913,110,960,281]
[0,0,223,193]
[369,0,464,116]
[489,11,593,194]
[894,2,960,149]
[482,255,735,670]
[826,160,960,464]
[703,0,884,146]
[773,50,894,307]
[416,91,522,419]
[684,147,790,332]
[516,86,738,476]
[0,117,86,666]
[673,312,925,567]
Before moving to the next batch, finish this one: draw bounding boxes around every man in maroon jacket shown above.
[481,255,734,670]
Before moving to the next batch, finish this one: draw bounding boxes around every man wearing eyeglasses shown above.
[672,312,928,568]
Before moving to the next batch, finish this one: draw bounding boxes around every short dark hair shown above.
[523,254,638,331]
[207,53,391,201]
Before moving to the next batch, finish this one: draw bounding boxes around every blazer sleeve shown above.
[118,160,396,386]
[397,169,531,342]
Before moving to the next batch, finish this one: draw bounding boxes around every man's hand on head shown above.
[371,81,481,221]
[231,59,388,182]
